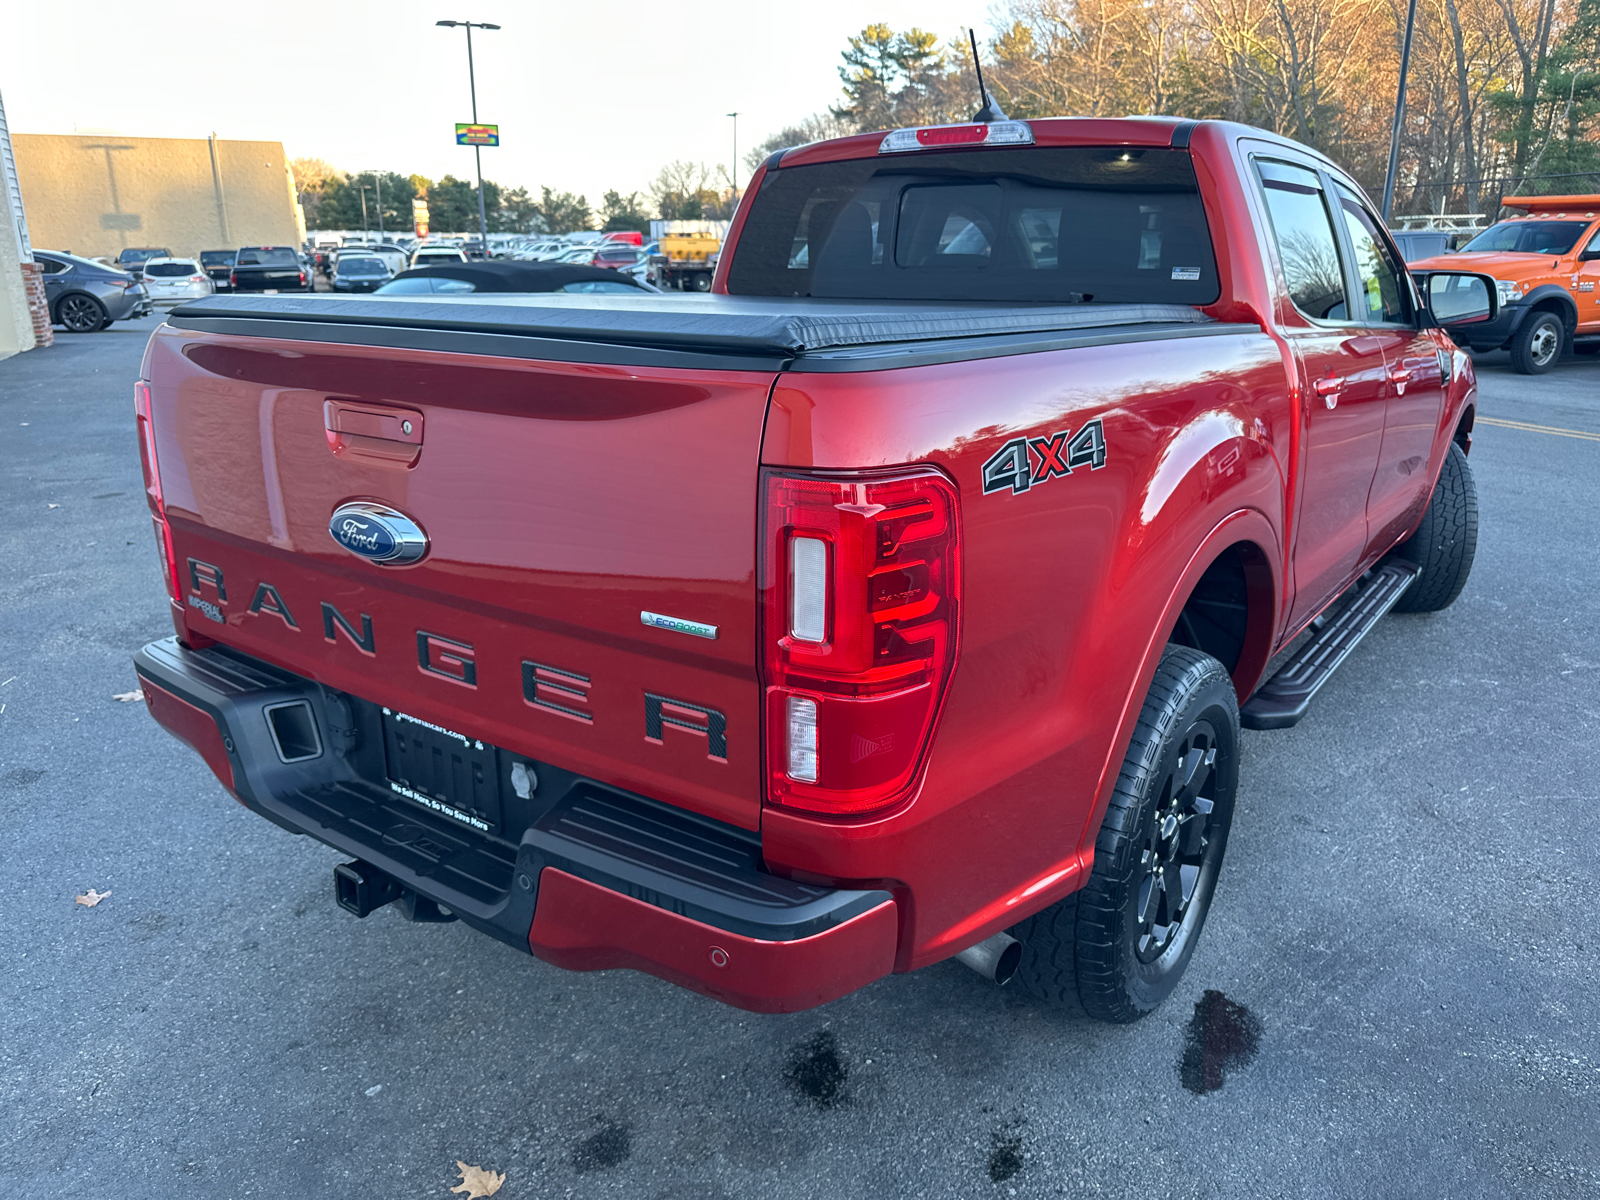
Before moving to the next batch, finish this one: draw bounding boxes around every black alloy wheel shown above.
[1133,721,1222,962]
[58,293,108,333]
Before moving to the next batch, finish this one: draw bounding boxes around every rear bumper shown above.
[133,637,897,1012]
[105,290,144,320]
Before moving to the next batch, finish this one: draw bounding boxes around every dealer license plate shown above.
[380,708,504,834]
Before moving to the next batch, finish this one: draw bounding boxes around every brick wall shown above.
[20,260,51,348]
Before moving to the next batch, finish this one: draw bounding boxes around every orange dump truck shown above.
[1411,194,1600,373]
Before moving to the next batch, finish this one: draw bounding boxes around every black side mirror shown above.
[1412,270,1499,326]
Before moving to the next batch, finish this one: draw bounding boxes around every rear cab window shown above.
[727,146,1218,304]
[1254,159,1349,322]
[144,261,201,277]
[236,248,297,267]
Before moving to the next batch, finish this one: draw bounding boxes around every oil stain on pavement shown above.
[987,1125,1025,1182]
[572,1117,631,1173]
[784,1030,848,1109]
[1179,989,1262,1094]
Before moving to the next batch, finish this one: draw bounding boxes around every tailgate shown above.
[143,324,776,829]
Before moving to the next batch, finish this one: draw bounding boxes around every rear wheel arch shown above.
[1166,539,1277,699]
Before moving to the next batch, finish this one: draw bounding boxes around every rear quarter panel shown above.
[761,332,1292,968]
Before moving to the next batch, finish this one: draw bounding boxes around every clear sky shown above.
[2,0,998,203]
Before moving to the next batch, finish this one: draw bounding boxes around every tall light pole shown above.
[1382,0,1419,221]
[358,185,373,241]
[727,112,740,193]
[437,19,500,254]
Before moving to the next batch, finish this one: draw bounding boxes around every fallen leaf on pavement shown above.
[113,689,144,703]
[47,503,58,509]
[76,889,111,907]
[450,1161,505,1198]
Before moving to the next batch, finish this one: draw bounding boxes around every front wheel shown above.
[57,293,108,333]
[1010,645,1240,1022]
[1389,441,1477,612]
[692,273,712,292]
[1510,311,1563,374]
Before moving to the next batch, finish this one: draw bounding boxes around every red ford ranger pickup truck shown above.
[132,116,1495,1020]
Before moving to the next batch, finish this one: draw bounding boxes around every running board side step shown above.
[1240,561,1421,731]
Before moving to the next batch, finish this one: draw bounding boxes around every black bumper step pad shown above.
[286,780,519,909]
[530,787,888,941]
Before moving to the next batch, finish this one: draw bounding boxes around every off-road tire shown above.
[1009,645,1240,1023]
[1509,310,1563,374]
[56,293,108,333]
[1389,441,1477,612]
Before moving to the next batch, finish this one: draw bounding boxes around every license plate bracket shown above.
[380,708,504,834]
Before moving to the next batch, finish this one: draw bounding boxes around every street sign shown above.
[455,124,499,146]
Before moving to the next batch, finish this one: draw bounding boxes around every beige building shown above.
[12,134,305,261]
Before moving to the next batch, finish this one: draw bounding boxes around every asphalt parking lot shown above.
[3,316,1598,1199]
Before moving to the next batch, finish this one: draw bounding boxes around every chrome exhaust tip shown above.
[955,931,1022,985]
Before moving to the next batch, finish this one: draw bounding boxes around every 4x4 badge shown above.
[981,419,1108,496]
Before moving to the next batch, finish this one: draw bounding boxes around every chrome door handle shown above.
[1313,376,1346,408]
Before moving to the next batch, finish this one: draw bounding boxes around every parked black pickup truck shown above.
[229,246,311,293]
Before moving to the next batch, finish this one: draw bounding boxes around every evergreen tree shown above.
[600,190,652,233]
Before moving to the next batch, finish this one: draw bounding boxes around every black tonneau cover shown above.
[168,293,1251,372]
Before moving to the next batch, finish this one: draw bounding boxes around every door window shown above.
[1255,160,1349,321]
[1334,183,1411,324]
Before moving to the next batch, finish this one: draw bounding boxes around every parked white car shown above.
[518,240,572,261]
[366,243,408,276]
[139,257,215,309]
[409,245,470,269]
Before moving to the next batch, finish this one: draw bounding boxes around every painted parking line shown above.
[1478,416,1600,443]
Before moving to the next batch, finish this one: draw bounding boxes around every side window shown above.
[1255,159,1349,322]
[1334,182,1410,324]
[36,256,68,275]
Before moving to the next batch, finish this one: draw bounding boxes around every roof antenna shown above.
[968,29,1007,122]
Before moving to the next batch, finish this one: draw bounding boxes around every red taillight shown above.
[761,468,962,817]
[298,271,307,285]
[134,381,182,604]
[189,274,207,283]
[229,271,238,286]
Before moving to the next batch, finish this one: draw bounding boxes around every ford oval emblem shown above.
[328,502,428,565]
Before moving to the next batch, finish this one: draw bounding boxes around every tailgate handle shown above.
[324,400,424,467]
